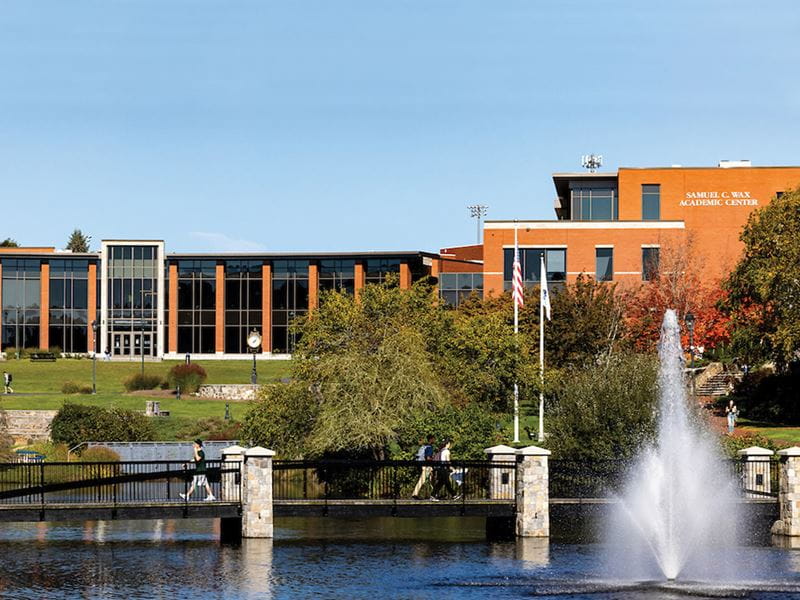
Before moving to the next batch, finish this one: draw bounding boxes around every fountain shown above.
[606,309,742,581]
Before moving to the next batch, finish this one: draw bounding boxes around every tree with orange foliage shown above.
[624,237,731,353]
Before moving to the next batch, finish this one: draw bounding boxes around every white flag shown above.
[540,255,551,321]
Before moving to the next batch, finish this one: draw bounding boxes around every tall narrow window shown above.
[642,184,660,220]
[595,248,613,282]
[642,248,660,281]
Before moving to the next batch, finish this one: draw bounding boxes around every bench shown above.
[29,352,57,362]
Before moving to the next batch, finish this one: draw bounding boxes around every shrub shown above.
[21,441,69,462]
[62,381,93,394]
[61,381,81,394]
[50,403,156,448]
[719,431,781,458]
[167,363,208,394]
[78,446,121,462]
[123,373,164,392]
[730,365,800,424]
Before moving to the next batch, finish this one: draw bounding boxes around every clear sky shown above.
[1,1,798,253]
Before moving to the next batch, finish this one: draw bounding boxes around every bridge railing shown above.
[549,458,779,499]
[0,460,242,505]
[273,459,517,502]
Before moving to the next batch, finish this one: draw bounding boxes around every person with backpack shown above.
[411,435,436,499]
[3,371,12,394]
[430,439,458,501]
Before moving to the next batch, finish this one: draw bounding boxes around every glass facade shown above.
[272,260,308,353]
[365,258,401,285]
[107,245,160,357]
[319,259,356,295]
[642,184,661,220]
[225,260,263,353]
[439,273,483,307]
[503,248,567,290]
[1,259,41,350]
[570,188,618,220]
[49,259,89,353]
[642,248,660,281]
[595,248,613,282]
[177,260,216,354]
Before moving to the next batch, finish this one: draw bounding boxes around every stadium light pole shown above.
[468,205,488,244]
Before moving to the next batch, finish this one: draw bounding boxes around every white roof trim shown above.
[485,221,685,230]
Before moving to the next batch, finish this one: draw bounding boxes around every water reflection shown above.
[0,519,798,599]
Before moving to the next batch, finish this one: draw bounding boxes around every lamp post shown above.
[91,319,98,394]
[246,329,262,385]
[140,289,157,375]
[685,312,696,396]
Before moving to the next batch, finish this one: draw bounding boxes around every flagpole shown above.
[513,224,520,444]
[538,254,545,442]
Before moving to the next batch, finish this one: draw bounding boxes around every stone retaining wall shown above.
[197,384,259,401]
[4,410,58,445]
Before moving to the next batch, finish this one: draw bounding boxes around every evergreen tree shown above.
[66,229,91,253]
[0,238,19,247]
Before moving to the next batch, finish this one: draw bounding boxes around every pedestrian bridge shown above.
[0,446,783,539]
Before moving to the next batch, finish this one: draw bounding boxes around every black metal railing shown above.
[273,460,517,503]
[730,458,779,498]
[549,459,633,499]
[549,458,781,499]
[0,460,241,506]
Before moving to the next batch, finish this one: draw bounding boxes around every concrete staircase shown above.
[696,370,741,397]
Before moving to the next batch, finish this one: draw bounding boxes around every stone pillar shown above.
[516,445,551,538]
[737,446,774,499]
[772,447,800,536]
[242,446,276,538]
[484,445,517,500]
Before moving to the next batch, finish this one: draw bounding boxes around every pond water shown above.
[1,517,800,599]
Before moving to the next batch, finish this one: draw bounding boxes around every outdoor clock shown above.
[247,330,262,350]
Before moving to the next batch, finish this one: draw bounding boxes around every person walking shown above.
[430,439,458,501]
[412,435,436,499]
[3,371,12,394]
[725,400,739,435]
[179,439,216,501]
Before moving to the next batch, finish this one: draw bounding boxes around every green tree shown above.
[0,238,19,247]
[723,188,800,368]
[66,229,91,253]
[50,403,155,448]
[545,354,659,460]
[0,409,14,461]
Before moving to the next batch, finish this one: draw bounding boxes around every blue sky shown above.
[0,1,797,253]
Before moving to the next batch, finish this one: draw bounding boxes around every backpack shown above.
[432,449,442,462]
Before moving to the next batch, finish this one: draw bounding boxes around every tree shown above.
[624,237,731,353]
[545,354,659,460]
[723,188,800,368]
[66,229,91,253]
[0,238,19,247]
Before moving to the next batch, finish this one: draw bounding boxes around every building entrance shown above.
[112,332,156,357]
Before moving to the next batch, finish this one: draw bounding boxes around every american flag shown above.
[512,244,524,307]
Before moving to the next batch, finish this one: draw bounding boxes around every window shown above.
[570,188,618,220]
[642,184,660,220]
[48,259,91,353]
[177,260,216,354]
[365,258,401,285]
[595,248,613,282]
[224,260,263,353]
[319,259,356,295]
[642,248,660,281]
[1,259,41,349]
[503,248,567,291]
[272,260,309,353]
[439,273,483,307]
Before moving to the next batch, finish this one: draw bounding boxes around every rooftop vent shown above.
[718,159,752,168]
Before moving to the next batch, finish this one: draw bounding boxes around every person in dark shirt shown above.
[179,439,216,501]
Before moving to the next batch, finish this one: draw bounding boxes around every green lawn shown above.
[0,358,292,442]
[497,410,541,446]
[737,419,800,446]
[0,358,291,394]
